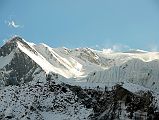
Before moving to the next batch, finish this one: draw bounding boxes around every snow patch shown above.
[0,50,15,69]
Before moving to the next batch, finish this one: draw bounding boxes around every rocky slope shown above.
[0,73,159,120]
[1,36,159,119]
[0,37,42,86]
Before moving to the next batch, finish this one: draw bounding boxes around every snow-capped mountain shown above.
[1,36,159,91]
[0,36,104,83]
[1,36,159,119]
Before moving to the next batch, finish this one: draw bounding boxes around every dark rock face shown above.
[0,36,38,56]
[0,37,19,56]
[4,51,40,85]
[0,77,90,120]
[0,36,43,86]
[66,84,158,120]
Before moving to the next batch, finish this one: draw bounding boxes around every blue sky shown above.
[0,0,159,51]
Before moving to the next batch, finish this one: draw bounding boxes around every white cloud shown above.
[95,44,99,48]
[111,44,130,51]
[92,43,130,53]
[149,44,158,52]
[102,44,130,54]
[102,48,113,53]
[5,20,23,28]
[3,39,7,44]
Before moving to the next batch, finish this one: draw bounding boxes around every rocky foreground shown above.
[0,73,158,120]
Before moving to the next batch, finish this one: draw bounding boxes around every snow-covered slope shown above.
[0,74,158,120]
[2,36,159,119]
[0,76,92,120]
[86,58,159,91]
[1,36,159,92]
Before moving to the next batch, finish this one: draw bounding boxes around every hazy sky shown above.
[0,0,159,51]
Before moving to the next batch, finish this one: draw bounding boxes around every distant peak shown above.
[0,36,37,56]
[4,36,32,48]
[1,36,23,48]
[9,35,24,43]
[0,36,23,56]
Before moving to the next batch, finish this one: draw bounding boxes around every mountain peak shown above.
[0,37,20,56]
[0,36,34,57]
[8,36,26,44]
[1,36,24,47]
